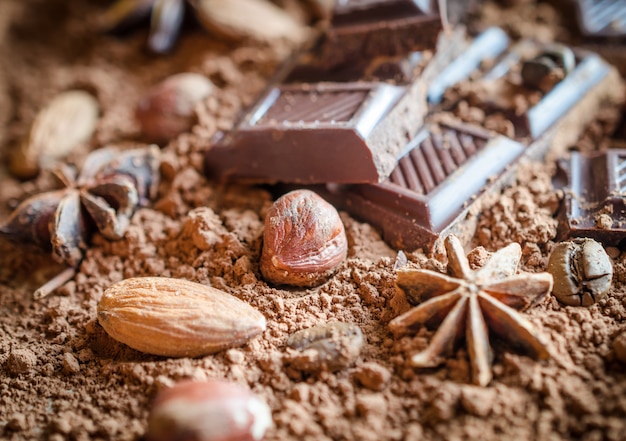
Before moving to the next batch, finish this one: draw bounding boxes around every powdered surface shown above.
[1,1,626,441]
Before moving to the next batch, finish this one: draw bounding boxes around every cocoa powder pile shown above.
[1,1,626,441]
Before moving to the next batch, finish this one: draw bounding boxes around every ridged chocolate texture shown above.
[325,120,525,251]
[573,0,626,37]
[205,81,427,184]
[556,150,626,247]
[320,0,443,68]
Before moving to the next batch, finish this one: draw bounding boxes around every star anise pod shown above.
[0,146,160,298]
[389,235,553,386]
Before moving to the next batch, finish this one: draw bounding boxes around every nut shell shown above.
[260,189,347,287]
[136,73,213,145]
[97,277,266,357]
[148,380,273,441]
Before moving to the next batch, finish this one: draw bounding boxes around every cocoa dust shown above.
[1,1,626,441]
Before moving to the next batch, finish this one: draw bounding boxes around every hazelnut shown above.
[136,73,214,145]
[260,189,347,287]
[148,380,273,441]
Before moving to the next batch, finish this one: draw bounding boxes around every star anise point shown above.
[390,235,553,386]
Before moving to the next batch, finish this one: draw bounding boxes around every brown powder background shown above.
[1,1,626,440]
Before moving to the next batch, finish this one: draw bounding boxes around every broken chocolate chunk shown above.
[555,149,626,247]
[319,0,444,69]
[324,119,525,251]
[572,0,626,38]
[205,81,426,184]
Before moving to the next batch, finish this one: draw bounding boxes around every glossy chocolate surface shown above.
[320,0,443,68]
[205,82,425,184]
[325,119,525,251]
[556,149,626,247]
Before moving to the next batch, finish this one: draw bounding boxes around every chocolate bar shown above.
[555,149,626,247]
[432,35,621,157]
[572,0,626,38]
[427,26,510,104]
[324,119,525,251]
[205,81,424,184]
[482,45,615,140]
[204,24,469,185]
[319,0,444,69]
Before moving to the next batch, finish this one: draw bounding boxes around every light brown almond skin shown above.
[193,0,308,43]
[260,189,347,287]
[148,380,273,441]
[97,277,266,357]
[10,90,99,179]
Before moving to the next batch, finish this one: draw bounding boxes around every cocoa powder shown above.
[1,1,626,441]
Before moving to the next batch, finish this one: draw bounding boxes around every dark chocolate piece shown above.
[427,26,510,104]
[284,51,425,84]
[324,119,525,251]
[438,38,617,144]
[572,0,626,38]
[556,149,626,247]
[205,81,426,184]
[319,0,444,69]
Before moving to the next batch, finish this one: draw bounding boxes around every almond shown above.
[97,277,266,357]
[148,380,273,441]
[10,90,99,179]
[193,0,308,44]
[260,189,347,287]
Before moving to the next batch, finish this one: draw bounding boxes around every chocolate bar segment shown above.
[319,0,443,68]
[325,120,525,251]
[556,149,626,247]
[432,35,621,158]
[427,27,510,104]
[205,81,426,184]
[572,0,626,38]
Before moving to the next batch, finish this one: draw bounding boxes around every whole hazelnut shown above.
[136,73,214,145]
[260,189,347,287]
[148,380,273,441]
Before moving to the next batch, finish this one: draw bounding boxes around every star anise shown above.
[0,146,160,298]
[389,235,553,386]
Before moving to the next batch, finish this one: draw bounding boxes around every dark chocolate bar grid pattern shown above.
[387,123,490,195]
[328,121,525,251]
[573,0,626,37]
[558,149,626,246]
[258,88,369,124]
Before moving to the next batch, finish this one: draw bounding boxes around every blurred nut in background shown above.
[136,73,214,145]
[10,90,99,179]
[148,380,273,441]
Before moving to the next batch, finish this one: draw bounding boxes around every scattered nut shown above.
[260,189,347,287]
[548,238,613,306]
[136,73,214,145]
[148,380,273,441]
[10,90,99,179]
[192,0,307,43]
[97,277,266,357]
[285,321,364,372]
